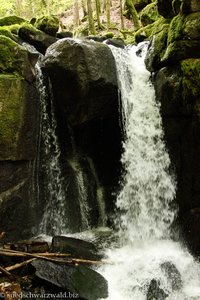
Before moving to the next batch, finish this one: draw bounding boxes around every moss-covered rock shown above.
[135,17,169,43]
[0,27,14,39]
[183,12,200,40]
[181,0,200,13]
[0,35,35,81]
[167,14,185,44]
[145,23,170,71]
[35,15,59,37]
[0,15,26,26]
[181,58,200,102]
[18,23,57,54]
[0,75,38,160]
[162,40,200,64]
[140,2,159,26]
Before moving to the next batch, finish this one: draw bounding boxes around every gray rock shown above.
[42,38,118,126]
[32,259,108,300]
[161,261,182,290]
[52,236,103,260]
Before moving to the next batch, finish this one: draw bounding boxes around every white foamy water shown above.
[99,43,200,299]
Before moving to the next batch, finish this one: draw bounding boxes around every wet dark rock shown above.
[157,0,174,18]
[147,279,168,300]
[85,35,105,42]
[56,31,73,39]
[18,24,57,54]
[104,38,125,48]
[161,262,182,290]
[42,38,118,126]
[52,236,102,260]
[35,15,59,37]
[32,259,108,299]
[182,208,200,255]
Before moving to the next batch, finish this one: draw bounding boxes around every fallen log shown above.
[0,250,71,258]
[6,258,36,272]
[0,249,112,265]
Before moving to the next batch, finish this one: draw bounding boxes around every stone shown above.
[183,208,200,255]
[0,15,26,26]
[52,236,102,260]
[18,23,57,54]
[147,279,168,299]
[35,15,59,37]
[32,260,108,299]
[104,38,125,48]
[133,0,151,11]
[0,36,36,82]
[157,0,174,18]
[0,75,39,160]
[140,2,159,26]
[42,38,118,126]
[161,262,182,290]
[56,31,73,38]
[181,0,200,13]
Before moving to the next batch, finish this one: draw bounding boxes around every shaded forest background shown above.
[0,0,158,43]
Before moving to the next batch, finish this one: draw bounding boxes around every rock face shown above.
[0,36,39,240]
[43,38,118,126]
[146,3,200,254]
[41,38,121,223]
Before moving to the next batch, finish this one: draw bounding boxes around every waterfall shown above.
[99,43,200,299]
[36,62,68,236]
[35,62,106,235]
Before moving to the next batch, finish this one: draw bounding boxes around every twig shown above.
[0,265,15,280]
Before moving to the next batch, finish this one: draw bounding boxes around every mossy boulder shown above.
[145,23,170,71]
[181,58,200,103]
[140,2,159,26]
[181,0,200,13]
[135,16,169,44]
[0,27,14,39]
[0,35,35,81]
[35,15,59,37]
[18,23,57,54]
[0,75,38,160]
[146,12,200,70]
[0,15,26,26]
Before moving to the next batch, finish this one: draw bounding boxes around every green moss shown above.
[102,32,114,39]
[0,75,24,159]
[167,14,185,44]
[19,23,41,35]
[0,27,13,39]
[162,40,200,63]
[0,35,28,75]
[181,59,200,101]
[35,15,59,36]
[134,17,170,43]
[7,24,20,34]
[183,12,200,40]
[140,2,159,26]
[0,15,26,26]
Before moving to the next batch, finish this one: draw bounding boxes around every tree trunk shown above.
[120,0,126,38]
[81,0,87,17]
[95,0,102,29]
[106,0,110,29]
[125,0,140,30]
[87,0,96,34]
[73,0,80,26]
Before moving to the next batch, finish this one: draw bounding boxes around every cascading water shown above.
[99,43,200,299]
[36,62,68,235]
